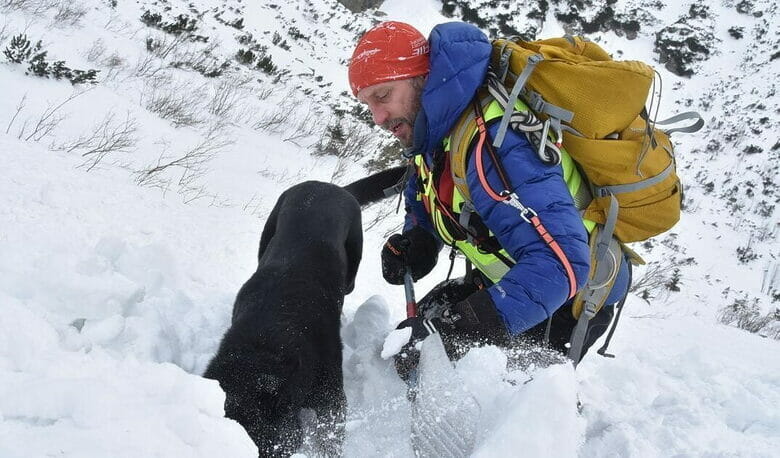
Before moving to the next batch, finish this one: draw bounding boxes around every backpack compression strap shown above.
[472,99,578,300]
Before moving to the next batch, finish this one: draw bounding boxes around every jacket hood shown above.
[405,22,491,157]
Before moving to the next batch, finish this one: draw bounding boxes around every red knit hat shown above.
[348,21,430,96]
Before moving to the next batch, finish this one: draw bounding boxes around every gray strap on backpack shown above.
[496,42,514,82]
[596,194,619,263]
[593,162,675,197]
[459,200,477,245]
[492,54,543,149]
[651,111,704,135]
[526,91,575,125]
[568,195,621,367]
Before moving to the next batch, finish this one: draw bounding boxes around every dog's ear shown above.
[343,215,363,294]
[257,197,283,262]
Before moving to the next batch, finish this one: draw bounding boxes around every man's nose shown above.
[370,105,388,126]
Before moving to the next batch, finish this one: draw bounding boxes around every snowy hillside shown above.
[1,0,778,456]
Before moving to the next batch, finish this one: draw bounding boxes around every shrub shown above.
[3,33,36,63]
[52,1,87,27]
[3,34,99,84]
[720,298,779,338]
[143,80,203,127]
[236,48,255,65]
[271,31,289,50]
[256,54,277,75]
[140,10,208,42]
[56,111,138,171]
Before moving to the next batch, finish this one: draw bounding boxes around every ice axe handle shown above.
[403,270,417,318]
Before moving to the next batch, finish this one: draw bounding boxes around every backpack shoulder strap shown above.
[448,92,495,203]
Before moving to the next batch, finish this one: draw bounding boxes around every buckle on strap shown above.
[500,191,537,223]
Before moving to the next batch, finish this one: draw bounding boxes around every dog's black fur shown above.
[204,171,404,456]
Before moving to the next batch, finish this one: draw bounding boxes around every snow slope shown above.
[1,0,779,456]
[2,121,778,457]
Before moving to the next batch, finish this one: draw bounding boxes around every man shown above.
[348,21,630,374]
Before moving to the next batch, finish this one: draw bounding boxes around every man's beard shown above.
[382,81,423,148]
[382,117,414,147]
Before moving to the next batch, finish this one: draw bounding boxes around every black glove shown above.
[381,226,439,285]
[442,290,509,346]
[393,316,450,382]
[393,291,508,382]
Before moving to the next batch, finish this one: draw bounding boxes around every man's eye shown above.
[378,92,389,101]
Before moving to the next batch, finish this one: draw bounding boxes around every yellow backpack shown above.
[450,35,703,243]
[447,36,703,364]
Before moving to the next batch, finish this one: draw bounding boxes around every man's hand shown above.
[393,316,446,382]
[392,291,510,381]
[442,290,509,346]
[396,316,442,342]
[381,226,439,285]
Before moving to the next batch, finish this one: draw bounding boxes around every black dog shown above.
[204,169,404,456]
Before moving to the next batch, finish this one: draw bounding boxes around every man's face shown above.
[357,78,423,147]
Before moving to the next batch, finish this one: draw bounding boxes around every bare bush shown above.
[255,83,273,101]
[315,118,377,160]
[130,53,166,80]
[6,90,87,142]
[134,122,233,192]
[252,103,292,133]
[367,140,404,172]
[99,52,125,81]
[55,111,138,171]
[340,126,377,159]
[1,0,54,15]
[241,193,267,218]
[103,11,125,33]
[142,79,204,127]
[145,33,188,60]
[629,259,685,303]
[207,76,250,118]
[330,155,350,183]
[51,1,87,27]
[256,165,307,187]
[719,298,780,338]
[364,201,403,232]
[5,94,27,135]
[0,19,10,45]
[169,40,229,78]
[85,39,106,63]
[283,107,323,146]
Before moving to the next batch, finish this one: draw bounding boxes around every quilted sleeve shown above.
[466,125,591,335]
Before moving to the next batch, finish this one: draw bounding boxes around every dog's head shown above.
[256,182,364,296]
[204,346,297,452]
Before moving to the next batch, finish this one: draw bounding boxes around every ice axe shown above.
[401,268,480,458]
[403,270,417,319]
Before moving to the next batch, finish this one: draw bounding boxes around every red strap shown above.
[530,216,578,300]
[472,106,578,300]
[474,115,509,202]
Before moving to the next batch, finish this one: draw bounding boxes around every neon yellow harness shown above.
[413,98,596,285]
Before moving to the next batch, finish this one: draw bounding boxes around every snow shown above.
[1,0,778,456]
[381,326,413,359]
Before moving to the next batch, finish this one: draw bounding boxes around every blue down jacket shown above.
[403,22,627,335]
